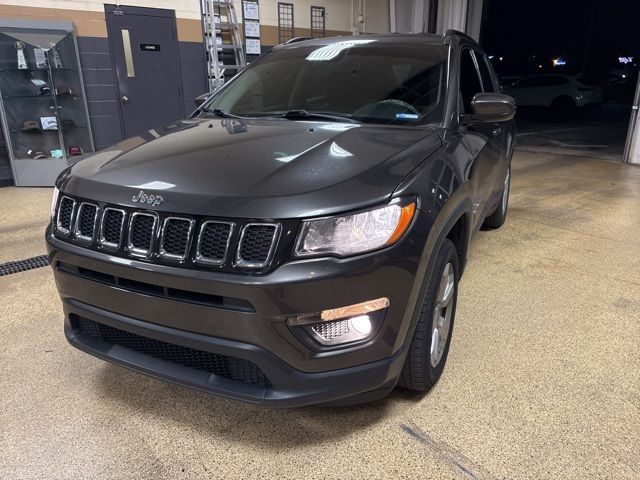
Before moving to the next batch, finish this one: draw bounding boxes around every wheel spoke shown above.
[439,264,454,307]
[501,169,510,213]
[431,261,456,367]
[431,328,439,365]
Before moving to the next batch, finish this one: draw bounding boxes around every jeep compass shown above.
[46,31,516,407]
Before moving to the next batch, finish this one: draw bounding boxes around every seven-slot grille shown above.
[128,212,157,256]
[100,208,125,248]
[56,196,76,234]
[160,217,194,260]
[236,224,280,268]
[75,203,98,241]
[196,221,233,265]
[54,195,282,271]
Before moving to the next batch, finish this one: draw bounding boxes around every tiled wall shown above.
[178,42,207,117]
[0,124,10,185]
[77,36,206,151]
[77,36,122,151]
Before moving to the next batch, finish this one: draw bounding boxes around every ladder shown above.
[201,0,247,92]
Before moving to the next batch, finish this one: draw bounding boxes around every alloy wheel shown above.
[501,168,510,214]
[431,262,455,367]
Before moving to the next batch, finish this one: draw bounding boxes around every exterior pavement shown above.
[0,150,639,479]
[515,104,631,161]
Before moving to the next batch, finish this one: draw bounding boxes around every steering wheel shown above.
[376,99,420,116]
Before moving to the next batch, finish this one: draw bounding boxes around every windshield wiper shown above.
[280,110,360,124]
[200,108,243,119]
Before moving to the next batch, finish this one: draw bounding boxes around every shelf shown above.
[3,95,82,100]
[11,127,88,133]
[2,95,53,99]
[0,27,94,186]
[0,67,78,73]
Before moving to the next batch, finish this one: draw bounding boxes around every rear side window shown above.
[459,49,483,113]
[476,54,496,93]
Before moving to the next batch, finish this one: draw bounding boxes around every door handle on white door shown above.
[121,96,129,104]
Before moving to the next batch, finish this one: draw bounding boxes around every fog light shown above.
[308,315,376,346]
[349,315,372,334]
[287,299,388,348]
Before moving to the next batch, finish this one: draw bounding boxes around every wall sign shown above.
[243,1,259,20]
[140,43,160,52]
[242,0,261,57]
[244,20,260,38]
[246,38,261,55]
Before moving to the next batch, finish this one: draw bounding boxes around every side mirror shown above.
[465,93,516,123]
[195,93,212,107]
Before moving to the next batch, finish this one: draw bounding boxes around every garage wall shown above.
[393,0,428,33]
[391,0,483,39]
[360,0,391,34]
[0,1,391,40]
[0,0,391,182]
[0,2,207,152]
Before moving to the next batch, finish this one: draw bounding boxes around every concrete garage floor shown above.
[1,151,639,479]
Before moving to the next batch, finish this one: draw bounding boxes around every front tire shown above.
[483,166,510,229]
[398,239,459,392]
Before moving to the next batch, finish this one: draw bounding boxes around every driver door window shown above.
[476,54,497,93]
[459,49,483,114]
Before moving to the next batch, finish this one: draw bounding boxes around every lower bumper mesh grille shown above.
[75,316,271,386]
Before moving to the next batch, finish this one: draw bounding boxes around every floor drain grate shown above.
[0,255,50,277]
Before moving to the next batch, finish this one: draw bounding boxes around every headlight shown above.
[295,199,416,257]
[50,186,60,221]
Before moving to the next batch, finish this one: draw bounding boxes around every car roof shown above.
[274,32,450,50]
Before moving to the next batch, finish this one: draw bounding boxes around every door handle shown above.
[121,95,129,104]
[492,126,502,136]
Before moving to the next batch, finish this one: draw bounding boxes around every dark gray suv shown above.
[46,30,515,407]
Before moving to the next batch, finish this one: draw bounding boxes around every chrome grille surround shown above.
[53,196,283,271]
[56,196,76,235]
[235,223,281,269]
[127,212,158,258]
[74,202,99,243]
[99,207,127,249]
[195,220,235,266]
[159,216,195,261]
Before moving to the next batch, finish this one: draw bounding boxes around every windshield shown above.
[202,40,449,125]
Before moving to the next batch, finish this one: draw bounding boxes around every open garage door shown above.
[479,0,639,162]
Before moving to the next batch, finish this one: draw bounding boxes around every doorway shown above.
[105,5,184,138]
[480,0,639,162]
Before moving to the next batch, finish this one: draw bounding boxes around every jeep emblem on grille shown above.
[131,190,164,207]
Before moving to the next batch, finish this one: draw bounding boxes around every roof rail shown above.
[285,37,313,45]
[445,29,477,43]
[272,36,314,50]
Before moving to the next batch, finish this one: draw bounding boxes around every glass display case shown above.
[0,19,94,186]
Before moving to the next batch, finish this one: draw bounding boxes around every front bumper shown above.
[47,210,429,406]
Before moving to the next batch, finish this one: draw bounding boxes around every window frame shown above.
[458,47,484,114]
[474,51,497,93]
[199,42,450,127]
[310,6,326,38]
[277,2,294,44]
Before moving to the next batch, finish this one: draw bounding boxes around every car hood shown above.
[63,117,441,218]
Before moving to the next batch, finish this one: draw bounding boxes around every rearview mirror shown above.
[465,93,516,123]
[195,93,212,107]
